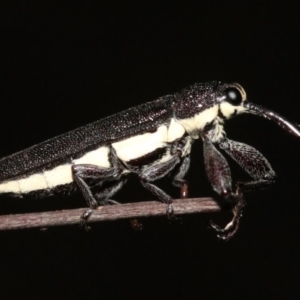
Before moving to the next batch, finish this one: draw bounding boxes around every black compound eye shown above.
[225,87,243,106]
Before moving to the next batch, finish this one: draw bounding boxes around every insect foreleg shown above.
[207,138,277,239]
[139,155,180,216]
[203,139,232,198]
[219,138,276,191]
[203,139,245,240]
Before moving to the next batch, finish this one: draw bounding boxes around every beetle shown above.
[0,81,299,239]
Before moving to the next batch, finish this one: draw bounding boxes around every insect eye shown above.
[225,87,243,106]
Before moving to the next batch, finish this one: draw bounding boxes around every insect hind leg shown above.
[95,179,127,205]
[72,162,124,229]
[139,155,180,217]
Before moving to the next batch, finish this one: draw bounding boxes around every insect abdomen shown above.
[0,146,111,195]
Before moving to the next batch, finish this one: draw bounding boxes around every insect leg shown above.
[139,155,180,216]
[208,138,277,240]
[95,177,143,231]
[172,155,191,198]
[95,178,127,205]
[72,163,123,228]
[203,139,244,240]
[217,138,276,236]
[203,139,232,198]
[219,138,276,191]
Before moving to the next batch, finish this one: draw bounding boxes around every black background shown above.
[0,2,299,299]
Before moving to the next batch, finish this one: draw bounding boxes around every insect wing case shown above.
[0,95,174,182]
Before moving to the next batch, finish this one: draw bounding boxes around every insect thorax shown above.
[202,118,226,143]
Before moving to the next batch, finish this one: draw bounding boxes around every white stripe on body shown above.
[177,105,219,138]
[167,118,186,142]
[112,119,186,162]
[0,119,186,194]
[219,102,246,119]
[0,147,111,194]
[112,125,168,162]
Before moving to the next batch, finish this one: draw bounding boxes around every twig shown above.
[0,197,221,230]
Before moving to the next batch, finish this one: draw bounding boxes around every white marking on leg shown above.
[112,125,168,162]
[181,137,192,156]
[157,152,173,164]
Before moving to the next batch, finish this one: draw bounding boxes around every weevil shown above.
[0,81,299,239]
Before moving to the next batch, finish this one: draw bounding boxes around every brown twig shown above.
[0,197,221,231]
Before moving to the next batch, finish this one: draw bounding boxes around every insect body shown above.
[0,81,299,239]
